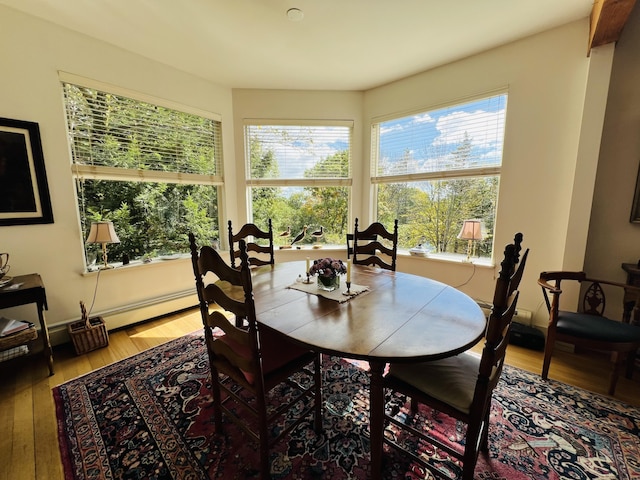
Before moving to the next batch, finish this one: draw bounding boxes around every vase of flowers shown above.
[309,257,347,292]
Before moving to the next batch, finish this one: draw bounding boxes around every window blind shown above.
[245,123,351,180]
[63,82,222,179]
[372,94,506,180]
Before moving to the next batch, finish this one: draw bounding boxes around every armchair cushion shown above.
[387,352,480,414]
[557,312,640,343]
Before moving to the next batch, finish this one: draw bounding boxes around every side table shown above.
[621,263,640,325]
[0,273,53,375]
[621,263,640,374]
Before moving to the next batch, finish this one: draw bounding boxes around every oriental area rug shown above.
[53,333,640,480]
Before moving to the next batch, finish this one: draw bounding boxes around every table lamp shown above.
[457,219,484,261]
[86,221,120,269]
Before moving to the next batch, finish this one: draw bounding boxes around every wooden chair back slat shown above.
[346,232,377,259]
[352,218,398,271]
[188,232,322,477]
[228,219,274,268]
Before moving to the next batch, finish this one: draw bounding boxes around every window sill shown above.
[82,254,191,275]
[397,250,494,268]
[81,247,495,274]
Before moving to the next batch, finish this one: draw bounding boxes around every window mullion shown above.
[72,164,223,186]
[371,166,501,184]
[247,178,352,187]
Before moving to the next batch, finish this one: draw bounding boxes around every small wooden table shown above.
[622,263,640,325]
[248,261,487,480]
[0,273,53,375]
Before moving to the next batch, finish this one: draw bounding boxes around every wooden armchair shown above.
[352,218,398,271]
[381,234,527,480]
[228,219,274,268]
[189,233,322,478]
[538,271,640,395]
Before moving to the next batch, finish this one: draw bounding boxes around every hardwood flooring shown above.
[0,308,638,480]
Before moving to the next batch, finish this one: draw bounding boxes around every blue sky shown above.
[378,94,507,174]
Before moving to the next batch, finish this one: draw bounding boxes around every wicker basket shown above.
[68,316,109,355]
[0,325,38,350]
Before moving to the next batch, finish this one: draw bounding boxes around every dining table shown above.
[247,260,487,480]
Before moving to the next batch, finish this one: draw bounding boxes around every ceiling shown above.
[0,0,614,91]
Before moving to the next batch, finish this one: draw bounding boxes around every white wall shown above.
[585,2,640,319]
[0,4,613,342]
[233,20,609,326]
[0,6,234,334]
[230,89,364,231]
[364,20,612,323]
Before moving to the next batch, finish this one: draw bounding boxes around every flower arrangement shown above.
[308,257,347,278]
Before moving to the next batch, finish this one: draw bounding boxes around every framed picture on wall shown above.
[631,162,640,223]
[0,117,53,226]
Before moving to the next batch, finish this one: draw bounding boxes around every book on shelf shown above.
[0,317,34,337]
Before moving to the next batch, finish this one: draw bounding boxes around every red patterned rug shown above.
[53,333,640,479]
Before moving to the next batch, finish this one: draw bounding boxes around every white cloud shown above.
[433,109,505,149]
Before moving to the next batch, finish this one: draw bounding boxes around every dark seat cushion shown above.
[219,327,312,385]
[557,311,640,343]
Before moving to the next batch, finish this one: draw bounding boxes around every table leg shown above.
[37,302,54,375]
[369,360,385,480]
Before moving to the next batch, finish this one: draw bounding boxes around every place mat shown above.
[288,280,369,303]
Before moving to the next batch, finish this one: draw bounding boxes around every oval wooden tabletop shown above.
[249,261,487,363]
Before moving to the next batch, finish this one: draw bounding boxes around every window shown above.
[245,121,352,247]
[371,93,506,260]
[62,74,223,268]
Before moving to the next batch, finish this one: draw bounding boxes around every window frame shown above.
[61,72,224,268]
[370,91,507,261]
[243,119,354,245]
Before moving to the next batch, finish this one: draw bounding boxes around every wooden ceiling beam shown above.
[589,0,637,52]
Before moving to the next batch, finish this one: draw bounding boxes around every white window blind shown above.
[63,82,223,183]
[245,122,352,181]
[372,94,506,182]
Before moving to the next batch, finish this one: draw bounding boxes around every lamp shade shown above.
[86,221,120,244]
[457,219,484,241]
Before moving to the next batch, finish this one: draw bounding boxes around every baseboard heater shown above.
[475,299,544,350]
[47,289,199,347]
[475,299,532,324]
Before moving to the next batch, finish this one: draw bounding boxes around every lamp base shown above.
[465,239,472,262]
[100,243,113,269]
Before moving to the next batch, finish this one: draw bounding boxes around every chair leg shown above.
[626,345,638,379]
[210,370,223,431]
[541,335,555,380]
[257,402,271,479]
[479,408,490,452]
[313,354,323,433]
[462,421,482,480]
[608,351,627,396]
[542,350,552,379]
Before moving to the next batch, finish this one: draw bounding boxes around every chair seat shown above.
[557,311,640,343]
[220,327,312,384]
[387,352,480,414]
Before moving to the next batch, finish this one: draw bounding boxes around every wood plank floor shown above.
[0,307,638,480]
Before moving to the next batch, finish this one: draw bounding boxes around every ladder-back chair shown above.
[381,234,526,480]
[189,233,322,478]
[352,218,398,271]
[228,219,274,268]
